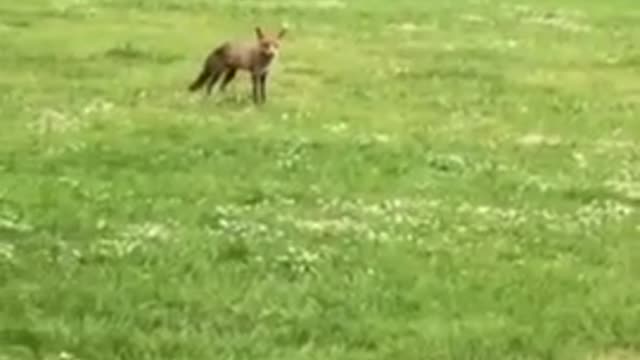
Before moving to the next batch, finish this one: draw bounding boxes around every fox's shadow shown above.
[198,91,255,108]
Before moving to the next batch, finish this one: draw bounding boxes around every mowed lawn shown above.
[1,0,640,359]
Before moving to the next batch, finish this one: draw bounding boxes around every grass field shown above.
[1,0,640,359]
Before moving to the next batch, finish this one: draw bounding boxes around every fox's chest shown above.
[226,47,276,73]
[252,56,275,74]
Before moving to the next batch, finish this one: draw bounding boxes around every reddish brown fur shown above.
[188,26,287,104]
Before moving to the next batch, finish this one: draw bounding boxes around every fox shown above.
[188,26,287,104]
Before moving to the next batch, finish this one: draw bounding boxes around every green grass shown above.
[1,0,640,359]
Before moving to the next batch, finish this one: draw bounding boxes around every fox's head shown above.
[255,26,287,59]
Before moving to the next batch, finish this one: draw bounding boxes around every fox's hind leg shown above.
[219,69,237,92]
[205,68,224,95]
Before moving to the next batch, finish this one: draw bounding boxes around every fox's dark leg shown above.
[219,69,237,92]
[205,68,224,96]
[251,73,260,104]
[259,73,268,103]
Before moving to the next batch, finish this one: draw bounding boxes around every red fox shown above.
[188,26,287,104]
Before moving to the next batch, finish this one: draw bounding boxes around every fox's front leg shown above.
[259,73,268,103]
[251,74,260,104]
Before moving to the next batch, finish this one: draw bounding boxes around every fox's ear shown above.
[278,27,287,39]
[255,26,264,39]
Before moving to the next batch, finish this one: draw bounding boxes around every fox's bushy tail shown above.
[188,46,226,92]
[188,66,211,92]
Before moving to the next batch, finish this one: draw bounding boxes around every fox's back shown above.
[217,41,263,70]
